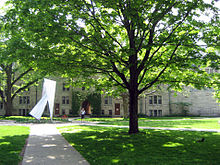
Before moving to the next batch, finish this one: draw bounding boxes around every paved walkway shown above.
[22,124,89,165]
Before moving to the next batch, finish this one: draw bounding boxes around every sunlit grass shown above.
[58,125,220,165]
[81,117,220,130]
[0,126,30,165]
[80,117,202,122]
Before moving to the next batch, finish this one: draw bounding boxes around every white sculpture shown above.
[29,78,56,120]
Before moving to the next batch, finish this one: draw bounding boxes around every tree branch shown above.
[12,78,39,100]
[11,67,33,86]
[111,61,130,89]
[139,43,180,94]
[83,0,123,49]
[107,72,127,89]
[137,2,190,75]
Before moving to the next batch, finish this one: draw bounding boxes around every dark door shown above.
[55,103,60,115]
[82,100,91,115]
[115,103,120,115]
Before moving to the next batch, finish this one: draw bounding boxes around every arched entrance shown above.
[82,100,91,115]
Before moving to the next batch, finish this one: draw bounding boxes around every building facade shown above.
[0,78,219,117]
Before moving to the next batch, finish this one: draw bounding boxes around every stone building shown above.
[0,77,219,117]
[0,78,73,116]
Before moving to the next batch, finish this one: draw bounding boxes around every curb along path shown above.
[22,124,89,165]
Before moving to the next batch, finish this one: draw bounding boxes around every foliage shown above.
[138,113,148,118]
[0,126,29,165]
[59,125,220,164]
[87,93,101,115]
[5,0,220,133]
[0,12,46,116]
[71,91,83,115]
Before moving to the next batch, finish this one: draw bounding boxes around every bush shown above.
[138,113,148,118]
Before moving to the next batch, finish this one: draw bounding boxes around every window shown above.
[0,102,3,109]
[104,97,108,104]
[158,96,162,104]
[62,96,65,104]
[63,83,70,91]
[19,109,29,116]
[101,110,104,115]
[62,96,69,104]
[66,96,69,104]
[154,96,157,104]
[205,68,216,74]
[149,95,162,105]
[62,109,65,115]
[104,96,112,105]
[154,110,157,117]
[19,96,30,104]
[149,110,162,117]
[109,110,112,115]
[149,96,153,104]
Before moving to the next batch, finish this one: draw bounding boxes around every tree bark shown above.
[4,99,13,116]
[128,88,139,134]
[4,65,13,116]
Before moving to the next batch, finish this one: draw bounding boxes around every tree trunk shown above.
[4,65,13,116]
[128,89,139,134]
[4,84,13,116]
[4,99,13,116]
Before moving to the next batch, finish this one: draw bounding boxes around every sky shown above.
[0,0,6,7]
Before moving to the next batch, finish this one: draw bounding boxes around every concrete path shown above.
[22,124,89,165]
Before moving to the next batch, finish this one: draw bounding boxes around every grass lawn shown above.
[0,126,30,165]
[0,116,69,123]
[83,117,202,122]
[82,117,220,129]
[58,125,220,165]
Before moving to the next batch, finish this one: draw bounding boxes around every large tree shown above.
[7,0,219,133]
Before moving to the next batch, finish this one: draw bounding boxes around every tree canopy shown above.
[0,12,46,116]
[5,0,220,133]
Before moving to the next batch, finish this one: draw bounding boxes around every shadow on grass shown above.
[0,134,29,165]
[60,126,220,165]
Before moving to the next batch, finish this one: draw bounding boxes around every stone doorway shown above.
[82,100,91,115]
